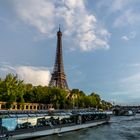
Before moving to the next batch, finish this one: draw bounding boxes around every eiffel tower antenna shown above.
[59,24,61,31]
[49,27,69,90]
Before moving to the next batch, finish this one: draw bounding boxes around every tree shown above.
[88,92,101,108]
[23,84,34,102]
[71,89,87,108]
[0,74,112,110]
[0,74,26,109]
[49,87,67,109]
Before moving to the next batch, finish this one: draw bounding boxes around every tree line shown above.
[0,74,112,110]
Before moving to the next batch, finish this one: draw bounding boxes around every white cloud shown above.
[96,0,140,28]
[121,31,136,41]
[112,0,140,28]
[121,36,129,41]
[12,0,110,51]
[16,66,51,86]
[111,0,133,12]
[96,0,133,13]
[114,9,140,28]
[0,65,51,86]
[14,0,55,36]
[0,64,16,74]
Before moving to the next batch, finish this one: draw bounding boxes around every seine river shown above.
[32,114,140,140]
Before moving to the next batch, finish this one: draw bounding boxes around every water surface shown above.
[33,114,140,140]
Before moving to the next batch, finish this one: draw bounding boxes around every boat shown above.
[0,110,110,140]
[136,110,140,114]
[113,108,135,116]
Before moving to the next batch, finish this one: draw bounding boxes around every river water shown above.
[32,114,140,140]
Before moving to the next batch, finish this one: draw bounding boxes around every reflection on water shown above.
[33,114,140,140]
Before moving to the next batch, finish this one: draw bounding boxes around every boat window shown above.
[2,117,17,131]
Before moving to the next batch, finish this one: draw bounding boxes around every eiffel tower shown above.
[49,28,69,90]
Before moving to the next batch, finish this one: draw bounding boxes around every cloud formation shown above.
[16,66,51,86]
[0,65,51,86]
[111,0,133,12]
[114,9,140,28]
[13,0,110,51]
[96,0,140,28]
[121,31,136,41]
[110,0,140,28]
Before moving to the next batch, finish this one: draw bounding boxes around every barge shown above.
[0,110,110,140]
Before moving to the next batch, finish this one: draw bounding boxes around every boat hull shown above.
[9,120,108,140]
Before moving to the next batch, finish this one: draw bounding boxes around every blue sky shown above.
[0,0,140,105]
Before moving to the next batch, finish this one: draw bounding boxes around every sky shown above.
[0,0,140,105]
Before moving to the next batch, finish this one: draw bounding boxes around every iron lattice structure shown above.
[49,28,69,90]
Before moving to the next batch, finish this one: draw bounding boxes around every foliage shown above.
[0,74,112,110]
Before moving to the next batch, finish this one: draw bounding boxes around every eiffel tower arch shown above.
[49,28,69,91]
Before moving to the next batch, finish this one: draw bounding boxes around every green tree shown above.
[0,74,26,109]
[0,73,112,110]
[89,92,101,108]
[71,89,87,108]
[48,87,67,109]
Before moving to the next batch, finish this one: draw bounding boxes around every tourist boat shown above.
[0,110,110,140]
[113,108,135,116]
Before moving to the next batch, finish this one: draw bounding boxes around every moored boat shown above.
[113,108,135,116]
[0,110,110,140]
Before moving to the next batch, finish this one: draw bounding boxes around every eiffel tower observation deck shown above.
[49,27,69,90]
